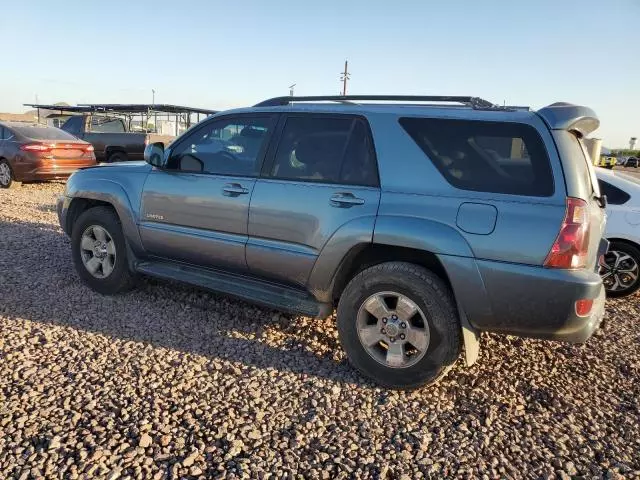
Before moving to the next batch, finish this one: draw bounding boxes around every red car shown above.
[0,122,96,188]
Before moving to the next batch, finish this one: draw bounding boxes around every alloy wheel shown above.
[0,163,11,186]
[79,225,117,279]
[356,291,430,369]
[600,250,639,293]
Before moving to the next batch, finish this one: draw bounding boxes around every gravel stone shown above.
[0,182,639,478]
[138,434,152,449]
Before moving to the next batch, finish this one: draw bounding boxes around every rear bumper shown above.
[470,259,606,343]
[15,158,97,182]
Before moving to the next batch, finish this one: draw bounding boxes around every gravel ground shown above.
[0,182,639,480]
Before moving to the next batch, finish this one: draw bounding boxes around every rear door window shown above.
[270,116,379,186]
[399,118,554,196]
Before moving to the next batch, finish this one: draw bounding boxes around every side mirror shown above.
[144,142,165,167]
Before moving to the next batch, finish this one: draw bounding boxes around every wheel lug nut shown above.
[392,315,398,320]
[400,334,405,340]
[381,328,386,334]
[382,318,387,324]
[390,337,396,343]
[400,322,407,329]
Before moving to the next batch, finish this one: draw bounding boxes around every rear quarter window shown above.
[399,118,554,197]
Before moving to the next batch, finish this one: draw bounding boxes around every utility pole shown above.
[340,60,350,96]
[152,89,157,133]
[289,84,296,96]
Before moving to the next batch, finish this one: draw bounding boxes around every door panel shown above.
[247,179,380,286]
[140,170,254,271]
[139,114,277,272]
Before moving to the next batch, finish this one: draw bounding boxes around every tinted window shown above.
[399,118,554,196]
[0,127,5,140]
[90,117,126,133]
[168,116,274,176]
[598,180,630,205]
[62,116,83,134]
[271,116,378,186]
[12,125,78,141]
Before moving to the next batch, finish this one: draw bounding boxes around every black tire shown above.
[602,241,640,298]
[337,262,461,389]
[107,151,128,163]
[0,159,20,189]
[71,206,136,295]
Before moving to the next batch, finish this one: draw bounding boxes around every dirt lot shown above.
[0,183,639,479]
[613,165,640,179]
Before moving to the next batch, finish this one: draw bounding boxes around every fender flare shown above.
[66,178,144,254]
[311,214,489,365]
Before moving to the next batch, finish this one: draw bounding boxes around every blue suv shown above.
[57,95,608,389]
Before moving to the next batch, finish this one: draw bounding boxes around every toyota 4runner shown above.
[57,95,608,389]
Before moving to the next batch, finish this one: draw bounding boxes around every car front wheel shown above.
[601,241,640,297]
[71,206,136,294]
[337,262,461,389]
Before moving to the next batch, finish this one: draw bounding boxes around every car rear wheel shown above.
[337,262,461,389]
[0,160,20,189]
[600,241,640,297]
[71,206,137,294]
[107,151,128,163]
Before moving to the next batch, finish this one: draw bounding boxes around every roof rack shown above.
[254,95,500,110]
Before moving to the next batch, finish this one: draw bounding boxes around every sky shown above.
[1,0,638,148]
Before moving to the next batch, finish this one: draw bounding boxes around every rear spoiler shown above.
[536,102,599,137]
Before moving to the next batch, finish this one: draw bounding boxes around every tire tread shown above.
[337,261,461,389]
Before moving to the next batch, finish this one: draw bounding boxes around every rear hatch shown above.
[537,103,607,271]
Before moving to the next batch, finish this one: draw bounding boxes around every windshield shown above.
[13,125,79,141]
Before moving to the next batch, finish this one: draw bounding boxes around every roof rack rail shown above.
[254,95,498,109]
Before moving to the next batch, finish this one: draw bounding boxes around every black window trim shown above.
[398,116,556,198]
[164,113,279,179]
[261,112,380,188]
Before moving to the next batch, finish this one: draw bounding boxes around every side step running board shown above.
[135,261,332,319]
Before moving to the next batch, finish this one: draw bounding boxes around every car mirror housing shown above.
[144,142,165,168]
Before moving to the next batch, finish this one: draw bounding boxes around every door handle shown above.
[330,192,365,207]
[222,183,249,196]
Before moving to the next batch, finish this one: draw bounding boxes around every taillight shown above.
[20,143,53,152]
[544,197,591,269]
[85,144,94,152]
[575,299,593,317]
